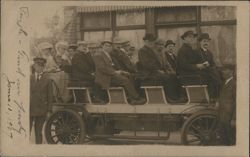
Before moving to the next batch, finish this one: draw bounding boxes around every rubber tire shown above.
[45,109,86,144]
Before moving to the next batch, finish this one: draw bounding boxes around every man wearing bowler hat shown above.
[165,40,178,73]
[30,57,53,144]
[195,33,222,101]
[177,30,198,75]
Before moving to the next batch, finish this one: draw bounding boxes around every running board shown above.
[91,134,170,141]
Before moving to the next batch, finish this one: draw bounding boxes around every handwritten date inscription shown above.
[2,7,29,139]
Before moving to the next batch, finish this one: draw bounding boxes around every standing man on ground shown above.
[30,57,53,144]
[218,63,236,145]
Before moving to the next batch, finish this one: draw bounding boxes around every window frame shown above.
[79,6,237,40]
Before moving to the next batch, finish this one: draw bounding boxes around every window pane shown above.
[157,27,197,53]
[116,10,145,26]
[81,12,111,28]
[115,29,145,63]
[156,7,196,23]
[84,31,112,41]
[201,6,236,21]
[201,25,236,66]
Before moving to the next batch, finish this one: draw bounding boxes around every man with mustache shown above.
[195,33,222,101]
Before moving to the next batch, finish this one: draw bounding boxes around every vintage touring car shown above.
[44,76,220,145]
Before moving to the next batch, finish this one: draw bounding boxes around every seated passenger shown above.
[195,33,222,100]
[111,38,137,73]
[57,43,77,74]
[177,31,222,101]
[72,41,95,82]
[71,41,103,103]
[93,39,146,105]
[138,34,181,102]
[164,40,178,74]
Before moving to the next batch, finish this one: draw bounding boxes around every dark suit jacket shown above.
[71,50,95,82]
[219,77,236,123]
[30,73,53,116]
[138,46,174,76]
[195,48,216,67]
[138,46,163,74]
[165,52,177,72]
[93,51,116,89]
[111,48,136,73]
[177,43,199,75]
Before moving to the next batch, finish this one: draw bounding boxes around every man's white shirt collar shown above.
[225,76,233,85]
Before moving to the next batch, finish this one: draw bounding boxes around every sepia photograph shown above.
[1,1,249,157]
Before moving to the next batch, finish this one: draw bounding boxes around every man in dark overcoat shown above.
[138,34,180,101]
[218,63,236,145]
[177,30,199,75]
[93,40,146,105]
[71,41,103,103]
[30,57,53,144]
[71,41,95,83]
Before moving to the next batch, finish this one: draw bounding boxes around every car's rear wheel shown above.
[181,110,219,145]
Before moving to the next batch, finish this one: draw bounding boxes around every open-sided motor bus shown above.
[45,77,220,145]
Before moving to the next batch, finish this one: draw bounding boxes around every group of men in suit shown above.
[30,30,235,144]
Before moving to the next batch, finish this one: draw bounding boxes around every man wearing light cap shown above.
[72,41,95,82]
[93,39,146,105]
[111,38,136,73]
[38,42,59,73]
[30,57,53,144]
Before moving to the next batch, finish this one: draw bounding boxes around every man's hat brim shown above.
[33,57,46,65]
[181,31,197,40]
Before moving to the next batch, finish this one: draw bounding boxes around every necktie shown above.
[37,74,41,82]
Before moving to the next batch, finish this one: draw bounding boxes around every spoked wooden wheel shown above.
[181,110,219,145]
[45,109,86,144]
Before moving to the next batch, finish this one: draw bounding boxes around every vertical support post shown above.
[145,8,156,36]
[111,11,116,40]
[196,6,201,35]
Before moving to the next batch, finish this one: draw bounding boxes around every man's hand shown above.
[157,70,165,74]
[196,63,206,70]
[115,70,123,75]
[46,111,52,119]
[203,61,210,67]
[121,71,130,77]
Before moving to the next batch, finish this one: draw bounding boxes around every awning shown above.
[76,5,185,13]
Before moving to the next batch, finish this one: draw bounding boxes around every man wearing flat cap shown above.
[93,39,146,105]
[30,57,53,144]
[111,37,136,73]
[72,41,95,83]
[195,33,222,101]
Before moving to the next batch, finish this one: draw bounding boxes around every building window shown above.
[156,7,196,24]
[83,31,112,41]
[201,6,236,21]
[116,9,145,26]
[81,12,111,30]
